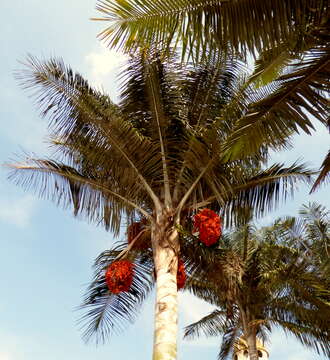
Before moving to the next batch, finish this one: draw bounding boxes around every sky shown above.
[0,1,329,360]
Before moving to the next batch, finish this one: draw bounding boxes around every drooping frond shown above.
[15,56,162,209]
[225,162,314,224]
[6,158,150,233]
[270,318,330,358]
[184,309,230,339]
[224,49,329,159]
[94,0,328,60]
[79,243,154,343]
[184,307,241,360]
[183,161,313,227]
[248,45,293,88]
[217,323,241,360]
[269,287,330,357]
[248,10,330,88]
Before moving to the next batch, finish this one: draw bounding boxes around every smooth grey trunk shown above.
[246,331,259,360]
[152,212,179,360]
[240,306,259,360]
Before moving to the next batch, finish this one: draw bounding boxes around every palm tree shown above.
[183,221,330,360]
[8,53,315,360]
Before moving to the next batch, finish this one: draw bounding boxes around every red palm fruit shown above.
[105,260,134,294]
[193,208,222,246]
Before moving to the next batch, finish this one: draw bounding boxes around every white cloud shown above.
[0,332,19,360]
[0,353,11,360]
[85,44,127,95]
[0,195,36,227]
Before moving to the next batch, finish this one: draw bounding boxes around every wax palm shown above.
[183,223,330,360]
[8,53,314,360]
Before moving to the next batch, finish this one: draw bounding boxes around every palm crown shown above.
[10,53,317,224]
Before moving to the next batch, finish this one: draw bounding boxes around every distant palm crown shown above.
[183,215,330,359]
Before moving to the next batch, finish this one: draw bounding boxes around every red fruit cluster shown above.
[105,260,134,294]
[193,208,222,246]
[177,259,186,290]
[127,222,142,244]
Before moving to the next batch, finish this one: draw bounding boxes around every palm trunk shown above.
[246,330,259,360]
[240,307,259,360]
[152,212,179,360]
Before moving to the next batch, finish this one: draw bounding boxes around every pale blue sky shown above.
[0,1,329,360]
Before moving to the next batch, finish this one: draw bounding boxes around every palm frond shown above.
[79,244,154,343]
[6,158,149,233]
[248,45,293,88]
[217,324,240,360]
[15,56,162,209]
[184,310,228,339]
[311,149,330,192]
[269,318,330,357]
[94,0,328,60]
[224,45,330,159]
[224,162,313,226]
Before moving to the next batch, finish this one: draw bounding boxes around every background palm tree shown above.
[182,219,330,360]
[8,53,315,360]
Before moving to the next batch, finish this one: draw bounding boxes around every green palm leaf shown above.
[224,47,329,159]
[79,243,154,343]
[7,157,149,233]
[184,309,232,339]
[311,149,330,192]
[94,0,328,60]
